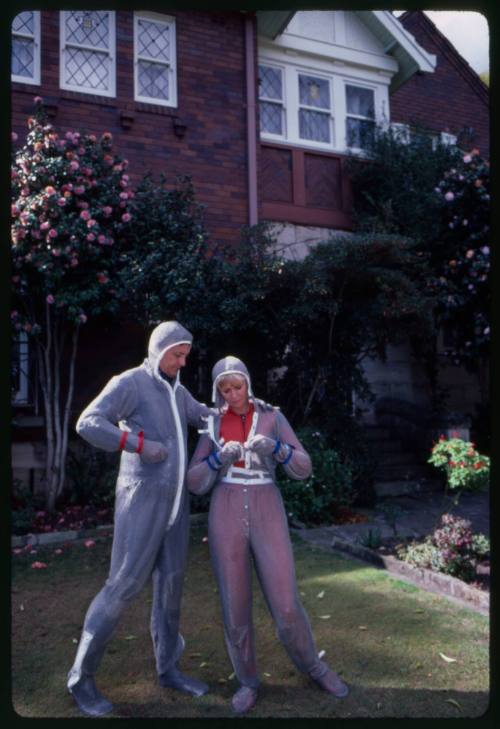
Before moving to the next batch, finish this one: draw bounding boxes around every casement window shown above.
[11,11,40,85]
[345,84,375,150]
[259,61,382,153]
[11,332,30,405]
[258,64,285,137]
[298,73,332,144]
[60,11,116,97]
[134,12,177,107]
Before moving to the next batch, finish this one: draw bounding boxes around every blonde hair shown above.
[217,373,247,390]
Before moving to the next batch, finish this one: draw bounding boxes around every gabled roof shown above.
[398,10,489,105]
[256,9,436,93]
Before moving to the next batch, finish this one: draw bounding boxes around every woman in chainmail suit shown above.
[187,356,349,714]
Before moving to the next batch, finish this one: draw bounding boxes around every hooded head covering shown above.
[211,356,254,408]
[147,321,193,381]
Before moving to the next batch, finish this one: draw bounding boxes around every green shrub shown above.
[65,442,119,508]
[277,427,354,526]
[428,436,490,492]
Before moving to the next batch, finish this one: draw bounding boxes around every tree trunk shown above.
[36,307,80,512]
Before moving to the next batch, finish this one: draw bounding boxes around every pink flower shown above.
[45,186,56,196]
[40,221,50,230]
[34,95,43,103]
[54,549,63,555]
[463,154,472,163]
[97,234,106,244]
[11,131,18,142]
[84,539,95,548]
[86,233,96,242]
[80,210,90,220]
[88,134,97,143]
[97,272,109,284]
[86,219,97,228]
[46,294,55,304]
[445,191,455,201]
[102,206,113,217]
[48,228,58,238]
[70,258,79,267]
[69,161,80,171]
[119,179,128,188]
[51,247,61,256]
[31,561,48,569]
[57,198,66,207]
[119,192,128,200]
[79,313,87,323]
[121,213,131,223]
[74,185,85,195]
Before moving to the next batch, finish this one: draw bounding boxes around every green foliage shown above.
[118,174,211,330]
[398,513,489,583]
[276,428,354,526]
[65,442,119,507]
[346,125,490,372]
[428,436,490,492]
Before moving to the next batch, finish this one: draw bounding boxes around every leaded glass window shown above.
[135,13,176,106]
[60,11,115,97]
[11,11,40,84]
[258,65,284,137]
[298,74,331,143]
[346,84,375,149]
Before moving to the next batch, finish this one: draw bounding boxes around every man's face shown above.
[159,343,192,378]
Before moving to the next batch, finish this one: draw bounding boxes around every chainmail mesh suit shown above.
[187,356,332,691]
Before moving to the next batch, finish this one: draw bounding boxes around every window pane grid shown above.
[137,19,170,62]
[65,11,110,50]
[138,59,169,100]
[12,11,34,36]
[65,47,110,91]
[299,74,330,110]
[12,37,34,78]
[259,65,283,101]
[260,101,284,136]
[299,109,331,143]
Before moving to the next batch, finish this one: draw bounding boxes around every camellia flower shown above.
[121,213,131,223]
[444,191,455,201]
[31,561,48,569]
[79,313,88,323]
[48,228,58,238]
[11,131,18,142]
[86,219,97,228]
[102,206,113,217]
[463,154,472,163]
[97,272,109,284]
[46,294,55,304]
[80,210,90,220]
[84,539,96,548]
[57,197,66,207]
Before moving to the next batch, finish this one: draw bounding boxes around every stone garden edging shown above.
[293,529,489,617]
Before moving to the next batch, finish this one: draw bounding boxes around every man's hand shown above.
[140,439,168,463]
[245,434,277,457]
[219,441,244,465]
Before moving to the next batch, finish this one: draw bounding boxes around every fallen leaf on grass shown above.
[124,635,137,641]
[228,672,235,680]
[84,539,95,548]
[218,678,227,684]
[319,615,331,620]
[358,626,368,630]
[72,638,78,644]
[189,652,202,658]
[376,702,382,710]
[439,652,457,663]
[445,698,462,710]
[318,650,326,659]
[414,609,425,614]
[199,662,208,668]
[19,604,24,611]
[31,561,47,569]
[263,672,272,677]
[317,590,325,599]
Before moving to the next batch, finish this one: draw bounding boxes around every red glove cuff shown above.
[136,430,145,454]
[119,431,128,450]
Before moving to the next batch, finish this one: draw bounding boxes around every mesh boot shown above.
[231,686,258,714]
[67,675,114,717]
[312,668,349,698]
[159,667,208,696]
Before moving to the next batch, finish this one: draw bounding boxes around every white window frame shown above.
[440,131,457,147]
[344,81,376,152]
[11,11,41,85]
[11,332,30,405]
[259,54,388,154]
[296,71,334,147]
[389,122,411,144]
[59,10,116,97]
[258,62,286,140]
[134,12,177,107]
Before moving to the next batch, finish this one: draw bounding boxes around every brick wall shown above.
[11,10,252,245]
[390,12,489,158]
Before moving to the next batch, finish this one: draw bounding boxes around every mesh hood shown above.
[211,356,254,408]
[147,321,193,379]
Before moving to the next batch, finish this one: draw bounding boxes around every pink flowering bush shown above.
[433,149,490,368]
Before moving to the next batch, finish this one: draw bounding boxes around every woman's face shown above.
[218,376,249,412]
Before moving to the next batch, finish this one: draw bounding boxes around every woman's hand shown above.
[245,434,277,457]
[219,440,244,465]
[140,439,168,463]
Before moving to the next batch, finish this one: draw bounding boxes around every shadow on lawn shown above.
[11,533,489,719]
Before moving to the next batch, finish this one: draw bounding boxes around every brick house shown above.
[11,10,489,488]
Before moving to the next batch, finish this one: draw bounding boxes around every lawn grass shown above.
[11,525,489,719]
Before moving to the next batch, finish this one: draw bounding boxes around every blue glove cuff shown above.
[278,443,295,465]
[272,439,281,455]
